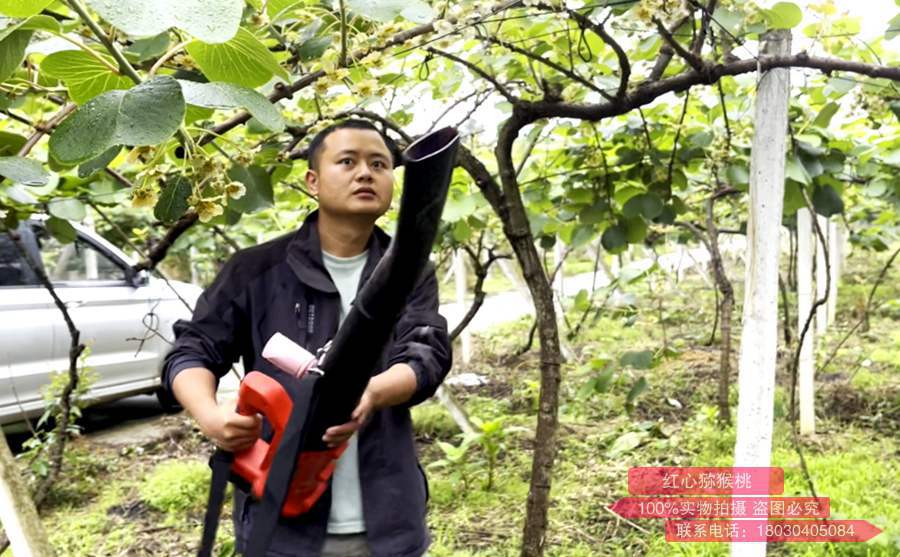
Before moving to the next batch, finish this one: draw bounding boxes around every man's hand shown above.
[321,363,418,448]
[199,406,263,452]
[172,367,262,452]
[322,388,375,448]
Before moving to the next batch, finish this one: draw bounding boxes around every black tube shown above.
[305,126,460,445]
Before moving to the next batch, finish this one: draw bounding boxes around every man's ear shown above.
[305,169,319,195]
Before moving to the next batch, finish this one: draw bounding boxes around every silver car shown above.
[0,217,202,426]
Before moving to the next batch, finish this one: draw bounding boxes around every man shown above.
[162,119,452,557]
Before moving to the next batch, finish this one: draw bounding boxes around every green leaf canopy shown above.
[764,2,803,29]
[347,0,435,23]
[48,198,87,221]
[227,165,273,214]
[155,176,192,222]
[177,80,285,132]
[0,30,31,82]
[0,0,54,18]
[49,76,185,165]
[46,216,76,243]
[84,0,243,43]
[0,156,50,186]
[185,27,289,89]
[813,184,844,217]
[41,50,133,104]
[77,146,121,178]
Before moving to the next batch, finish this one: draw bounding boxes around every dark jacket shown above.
[161,210,452,557]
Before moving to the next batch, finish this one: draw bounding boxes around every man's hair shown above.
[306,119,400,171]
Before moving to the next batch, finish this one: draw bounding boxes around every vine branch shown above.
[67,0,142,84]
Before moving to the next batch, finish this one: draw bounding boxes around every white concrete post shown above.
[553,236,565,301]
[190,245,200,285]
[83,212,98,279]
[797,208,816,436]
[453,249,472,365]
[498,257,532,303]
[551,238,575,360]
[500,249,574,360]
[731,28,791,557]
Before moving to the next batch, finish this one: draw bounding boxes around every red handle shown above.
[236,371,293,430]
[232,371,347,517]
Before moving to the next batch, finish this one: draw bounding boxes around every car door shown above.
[31,223,159,402]
[0,226,59,423]
[0,226,61,424]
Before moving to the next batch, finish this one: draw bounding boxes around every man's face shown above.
[305,128,394,219]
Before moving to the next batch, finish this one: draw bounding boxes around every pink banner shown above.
[628,467,784,495]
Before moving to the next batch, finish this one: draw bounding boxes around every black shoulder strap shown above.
[198,371,320,557]
[243,372,321,557]
[198,449,233,557]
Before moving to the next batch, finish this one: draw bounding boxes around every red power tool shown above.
[231,333,345,517]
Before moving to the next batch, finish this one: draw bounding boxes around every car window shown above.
[0,232,40,286]
[33,226,127,283]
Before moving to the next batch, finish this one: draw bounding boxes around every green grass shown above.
[139,459,211,517]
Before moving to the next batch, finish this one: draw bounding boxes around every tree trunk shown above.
[826,220,841,325]
[0,433,56,557]
[454,248,472,365]
[707,281,720,346]
[455,141,562,557]
[514,239,561,557]
[815,215,830,334]
[797,208,816,435]
[706,198,735,426]
[731,28,791,557]
[788,225,797,291]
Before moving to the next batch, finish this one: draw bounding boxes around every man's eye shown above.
[373,160,384,168]
[340,158,353,165]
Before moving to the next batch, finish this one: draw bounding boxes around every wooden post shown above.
[797,208,816,436]
[553,236,564,300]
[435,386,474,436]
[190,245,200,285]
[82,212,98,280]
[731,28,791,557]
[551,237,571,359]
[453,249,472,365]
[498,257,532,302]
[499,252,574,360]
[815,215,829,333]
[0,434,56,556]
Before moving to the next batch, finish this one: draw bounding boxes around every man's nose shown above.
[355,162,374,181]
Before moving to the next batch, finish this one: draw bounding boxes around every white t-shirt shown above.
[321,249,368,534]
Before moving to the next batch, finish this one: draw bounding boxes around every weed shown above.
[139,459,210,517]
[429,436,476,494]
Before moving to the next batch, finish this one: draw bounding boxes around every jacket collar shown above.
[286,210,390,293]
